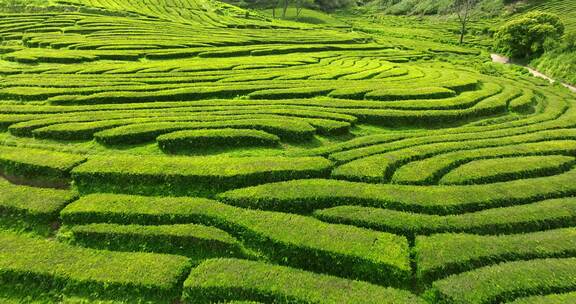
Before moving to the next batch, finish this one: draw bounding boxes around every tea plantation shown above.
[0,0,575,303]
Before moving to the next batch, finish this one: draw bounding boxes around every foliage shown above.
[1,0,576,302]
[428,258,576,303]
[71,155,333,196]
[494,11,565,58]
[183,258,424,304]
[314,197,576,236]
[61,193,412,286]
[0,231,192,302]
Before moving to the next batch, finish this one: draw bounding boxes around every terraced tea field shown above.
[1,0,575,303]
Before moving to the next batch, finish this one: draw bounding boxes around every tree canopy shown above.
[494,11,565,58]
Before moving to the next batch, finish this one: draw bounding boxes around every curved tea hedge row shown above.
[438,155,576,185]
[0,231,192,302]
[313,198,576,236]
[427,258,576,304]
[72,155,333,196]
[0,146,85,187]
[60,193,411,286]
[0,178,77,226]
[65,223,247,260]
[183,258,424,304]
[1,0,576,302]
[218,174,576,214]
[415,228,576,284]
[157,129,280,153]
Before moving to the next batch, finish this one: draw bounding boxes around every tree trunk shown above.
[282,0,289,18]
[459,22,466,44]
[296,1,302,17]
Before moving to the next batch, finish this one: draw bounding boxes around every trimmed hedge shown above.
[71,155,333,196]
[182,258,425,304]
[391,140,576,185]
[248,87,334,99]
[313,198,576,236]
[333,129,576,182]
[157,128,280,153]
[303,118,352,135]
[506,292,576,304]
[21,111,353,141]
[415,228,576,284]
[0,231,191,302]
[509,89,536,113]
[439,155,576,185]
[60,194,411,286]
[67,223,246,260]
[0,145,86,187]
[365,87,456,101]
[94,119,316,145]
[47,85,267,105]
[328,116,576,164]
[428,258,576,304]
[7,109,356,138]
[0,178,77,224]
[218,173,576,215]
[331,83,514,127]
[333,132,576,183]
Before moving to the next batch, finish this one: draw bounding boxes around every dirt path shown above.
[491,54,576,93]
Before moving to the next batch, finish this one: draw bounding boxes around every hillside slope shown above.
[0,0,575,303]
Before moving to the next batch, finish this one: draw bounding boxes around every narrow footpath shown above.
[491,54,576,93]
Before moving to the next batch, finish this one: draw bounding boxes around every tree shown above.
[313,0,354,12]
[494,11,565,59]
[281,0,289,18]
[295,0,304,17]
[452,0,479,44]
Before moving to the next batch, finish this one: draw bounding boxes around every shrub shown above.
[313,198,576,236]
[0,146,86,187]
[71,155,333,196]
[94,120,316,145]
[60,193,411,286]
[334,130,576,183]
[439,155,576,185]
[390,139,576,185]
[0,231,191,302]
[66,223,246,260]
[157,128,280,153]
[248,87,333,99]
[427,258,576,304]
[218,172,576,214]
[494,11,565,58]
[365,87,456,101]
[507,292,576,304]
[182,258,424,304]
[0,178,77,223]
[414,228,576,284]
